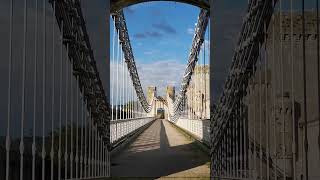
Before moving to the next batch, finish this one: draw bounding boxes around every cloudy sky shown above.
[110,2,205,100]
[110,0,316,103]
[109,1,246,102]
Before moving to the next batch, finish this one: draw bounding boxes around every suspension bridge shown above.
[1,0,320,179]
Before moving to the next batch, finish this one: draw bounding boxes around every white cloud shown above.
[110,60,185,105]
[187,28,194,35]
[144,51,154,55]
[138,60,185,96]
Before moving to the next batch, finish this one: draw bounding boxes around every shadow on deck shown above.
[110,119,210,179]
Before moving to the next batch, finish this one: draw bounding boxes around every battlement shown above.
[147,86,157,102]
[166,86,175,101]
[194,65,210,74]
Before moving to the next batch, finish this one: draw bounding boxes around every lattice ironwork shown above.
[210,0,277,166]
[51,0,111,147]
[112,10,153,113]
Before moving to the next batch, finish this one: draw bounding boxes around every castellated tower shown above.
[186,64,210,120]
[166,86,175,101]
[147,86,157,103]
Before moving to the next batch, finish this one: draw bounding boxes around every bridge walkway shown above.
[111,119,210,179]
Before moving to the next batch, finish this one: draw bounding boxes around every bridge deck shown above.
[111,119,210,179]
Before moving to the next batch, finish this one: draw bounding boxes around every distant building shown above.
[185,65,210,119]
[166,86,175,101]
[148,65,210,120]
[147,86,157,103]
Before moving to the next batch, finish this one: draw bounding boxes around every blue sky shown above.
[109,0,317,101]
[112,2,201,64]
[110,2,210,98]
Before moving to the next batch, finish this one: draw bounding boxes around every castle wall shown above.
[186,65,210,120]
[246,12,320,179]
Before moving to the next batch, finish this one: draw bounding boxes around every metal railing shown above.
[2,0,111,179]
[110,117,155,144]
[175,118,210,145]
[210,0,320,179]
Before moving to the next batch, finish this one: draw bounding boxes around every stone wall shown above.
[186,65,210,120]
[246,11,320,179]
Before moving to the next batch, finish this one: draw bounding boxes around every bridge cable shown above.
[252,56,256,179]
[120,46,122,120]
[58,20,64,180]
[6,0,13,179]
[20,0,27,179]
[280,0,287,178]
[121,47,123,119]
[290,0,296,178]
[122,45,125,119]
[259,38,263,180]
[122,49,125,120]
[271,1,277,178]
[130,75,132,118]
[130,82,132,118]
[51,1,56,179]
[42,0,47,179]
[111,20,116,143]
[112,19,116,121]
[65,42,69,180]
[126,58,128,119]
[264,20,270,180]
[317,0,320,159]
[70,20,74,178]
[116,22,120,121]
[130,67,132,118]
[132,84,134,118]
[202,27,205,120]
[84,96,88,177]
[94,116,97,176]
[88,96,91,177]
[32,0,38,179]
[302,0,309,178]
[124,50,127,119]
[76,68,79,179]
[128,60,130,119]
[80,86,84,178]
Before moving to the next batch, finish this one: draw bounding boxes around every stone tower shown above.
[166,86,175,101]
[186,64,210,119]
[147,86,157,103]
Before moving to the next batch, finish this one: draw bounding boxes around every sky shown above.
[109,0,317,102]
[110,2,208,99]
[109,0,247,101]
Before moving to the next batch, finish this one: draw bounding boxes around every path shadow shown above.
[110,119,210,179]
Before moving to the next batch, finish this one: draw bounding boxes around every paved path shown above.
[111,119,210,179]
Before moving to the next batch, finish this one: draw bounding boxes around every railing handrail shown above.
[178,118,210,122]
[110,117,155,124]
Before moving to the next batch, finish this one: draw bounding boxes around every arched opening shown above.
[110,0,210,13]
[109,1,212,178]
[156,107,165,119]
